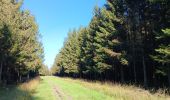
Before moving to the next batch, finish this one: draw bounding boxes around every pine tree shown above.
[152,29,170,85]
[52,0,170,88]
[0,0,44,84]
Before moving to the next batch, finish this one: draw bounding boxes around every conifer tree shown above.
[0,0,44,84]
[52,0,170,88]
[152,29,170,85]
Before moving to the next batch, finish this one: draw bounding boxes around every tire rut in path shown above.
[53,85,72,100]
[47,78,72,100]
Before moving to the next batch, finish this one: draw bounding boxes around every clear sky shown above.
[22,0,106,68]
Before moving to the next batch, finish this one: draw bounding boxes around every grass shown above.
[46,76,170,100]
[33,77,56,100]
[0,77,40,100]
[0,76,169,100]
[45,76,113,100]
[0,77,56,100]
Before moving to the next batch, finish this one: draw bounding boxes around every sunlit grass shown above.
[0,76,169,100]
[33,76,56,100]
[45,76,112,100]
[58,77,170,100]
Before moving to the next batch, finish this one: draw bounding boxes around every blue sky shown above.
[22,0,106,68]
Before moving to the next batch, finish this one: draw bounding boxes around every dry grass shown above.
[62,78,170,100]
[15,77,40,100]
[19,77,40,93]
[1,76,169,100]
[0,77,40,100]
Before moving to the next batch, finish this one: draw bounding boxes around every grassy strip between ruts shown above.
[32,76,56,100]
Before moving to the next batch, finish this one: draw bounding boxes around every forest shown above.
[0,0,170,99]
[0,0,45,85]
[51,0,170,89]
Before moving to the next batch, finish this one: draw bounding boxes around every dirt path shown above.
[48,79,72,100]
[53,85,65,100]
[53,85,71,100]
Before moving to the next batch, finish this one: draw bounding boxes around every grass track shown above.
[0,76,169,100]
[45,76,113,100]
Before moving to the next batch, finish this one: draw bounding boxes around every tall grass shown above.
[19,77,40,94]
[62,78,170,100]
[0,77,40,100]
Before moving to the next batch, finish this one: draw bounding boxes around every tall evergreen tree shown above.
[52,0,170,88]
[0,0,44,84]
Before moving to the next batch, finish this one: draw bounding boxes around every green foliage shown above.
[52,1,127,79]
[39,65,51,76]
[0,0,44,84]
[51,0,170,87]
[52,29,82,77]
[152,29,170,79]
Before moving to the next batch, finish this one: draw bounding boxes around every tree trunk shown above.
[168,68,170,87]
[120,66,124,83]
[132,41,137,83]
[17,71,19,83]
[0,62,2,83]
[27,73,30,80]
[133,60,137,83]
[132,28,137,83]
[142,56,147,88]
[19,75,22,82]
[132,46,137,83]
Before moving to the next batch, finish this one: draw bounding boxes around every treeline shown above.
[0,0,44,84]
[39,65,51,76]
[52,0,170,88]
